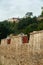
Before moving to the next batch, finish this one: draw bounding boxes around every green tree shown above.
[25,12,33,18]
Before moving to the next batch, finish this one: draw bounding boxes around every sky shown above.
[0,0,43,21]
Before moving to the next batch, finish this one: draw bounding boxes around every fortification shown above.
[0,30,43,65]
[0,30,43,52]
[1,34,28,47]
[29,30,43,53]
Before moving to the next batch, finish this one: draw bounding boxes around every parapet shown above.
[30,30,43,35]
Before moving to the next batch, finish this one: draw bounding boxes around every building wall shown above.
[8,18,20,23]
[37,17,43,21]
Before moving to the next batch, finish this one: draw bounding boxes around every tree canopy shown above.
[0,7,43,39]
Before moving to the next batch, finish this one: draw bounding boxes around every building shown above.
[37,16,43,21]
[8,17,20,23]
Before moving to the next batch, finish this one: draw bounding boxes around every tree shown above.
[25,12,33,18]
[38,20,43,30]
[40,7,43,17]
[0,21,12,39]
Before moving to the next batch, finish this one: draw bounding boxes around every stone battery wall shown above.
[0,43,43,65]
[0,30,43,65]
[29,30,43,54]
[1,35,28,46]
[0,30,43,53]
[1,36,22,47]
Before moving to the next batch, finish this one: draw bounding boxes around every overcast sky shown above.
[0,0,43,21]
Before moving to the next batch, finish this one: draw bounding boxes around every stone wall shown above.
[0,43,43,65]
[1,36,22,47]
[29,30,43,54]
[1,35,28,46]
[0,30,43,65]
[0,30,43,53]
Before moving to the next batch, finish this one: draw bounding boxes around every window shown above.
[22,36,28,43]
[7,39,11,44]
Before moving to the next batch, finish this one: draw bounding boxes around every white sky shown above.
[0,0,43,21]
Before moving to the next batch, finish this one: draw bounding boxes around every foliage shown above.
[0,9,43,39]
[25,12,33,17]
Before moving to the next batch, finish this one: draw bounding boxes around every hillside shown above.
[0,16,43,40]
